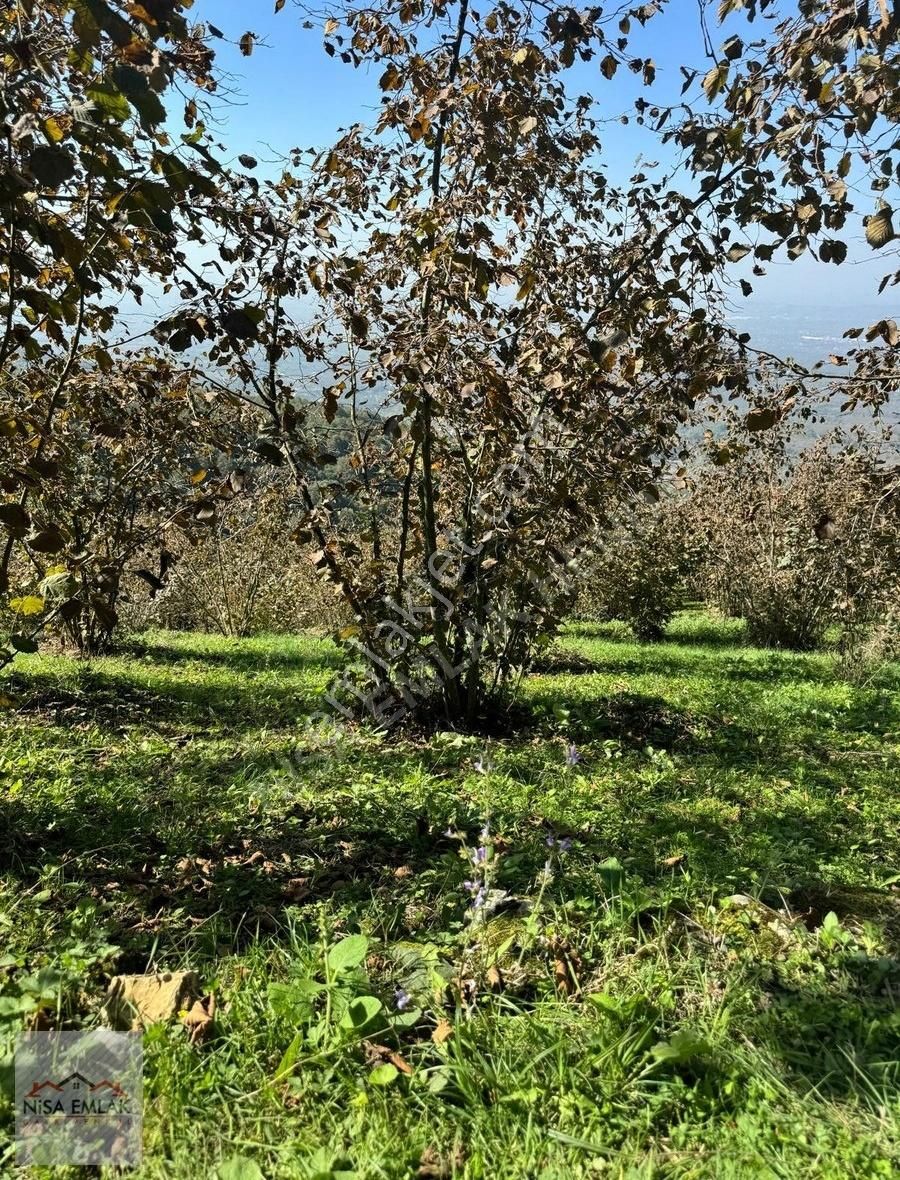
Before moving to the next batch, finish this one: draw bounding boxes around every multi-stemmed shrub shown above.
[577,499,704,641]
[692,433,899,651]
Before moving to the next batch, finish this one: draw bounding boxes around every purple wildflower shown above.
[565,743,581,768]
[546,833,573,853]
[472,846,487,865]
[471,886,487,910]
[394,986,411,1012]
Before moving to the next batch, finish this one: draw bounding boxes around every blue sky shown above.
[187,1,894,326]
[195,1,700,157]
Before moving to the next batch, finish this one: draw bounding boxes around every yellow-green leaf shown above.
[702,63,728,102]
[10,595,45,617]
[865,208,895,250]
[44,116,65,143]
[516,271,535,301]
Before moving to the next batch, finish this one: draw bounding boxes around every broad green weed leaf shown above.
[217,1157,264,1180]
[340,995,382,1030]
[327,934,368,973]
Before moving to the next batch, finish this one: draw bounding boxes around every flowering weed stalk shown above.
[446,819,496,924]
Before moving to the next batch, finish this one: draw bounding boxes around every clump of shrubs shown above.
[120,484,352,638]
[577,498,703,641]
[573,430,899,663]
[692,433,899,651]
[837,615,900,684]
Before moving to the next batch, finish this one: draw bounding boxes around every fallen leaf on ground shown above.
[417,1143,466,1178]
[431,1018,453,1045]
[181,993,216,1045]
[554,956,575,995]
[417,1146,447,1179]
[387,1049,412,1075]
[365,1041,413,1074]
[282,877,310,902]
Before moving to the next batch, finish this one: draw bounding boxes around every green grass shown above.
[2,615,900,1178]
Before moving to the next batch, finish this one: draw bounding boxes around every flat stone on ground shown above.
[106,970,200,1030]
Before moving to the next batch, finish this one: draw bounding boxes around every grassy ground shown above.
[1,614,899,1178]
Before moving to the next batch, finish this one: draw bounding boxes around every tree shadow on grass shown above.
[526,683,877,777]
[565,617,749,650]
[736,936,900,1104]
[3,715,894,935]
[537,689,714,753]
[5,661,893,913]
[654,972,900,1111]
[541,645,839,685]
[4,631,899,1085]
[553,771,898,919]
[118,632,344,673]
[0,750,476,971]
[3,726,900,1112]
[2,662,331,734]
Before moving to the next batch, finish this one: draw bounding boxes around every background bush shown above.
[691,433,899,651]
[119,481,352,638]
[576,499,703,641]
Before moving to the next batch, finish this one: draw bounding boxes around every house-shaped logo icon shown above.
[23,1072,129,1115]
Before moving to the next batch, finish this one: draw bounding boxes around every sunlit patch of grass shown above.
[1,614,899,1177]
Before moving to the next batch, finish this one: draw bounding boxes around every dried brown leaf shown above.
[431,1018,453,1045]
[181,993,216,1045]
